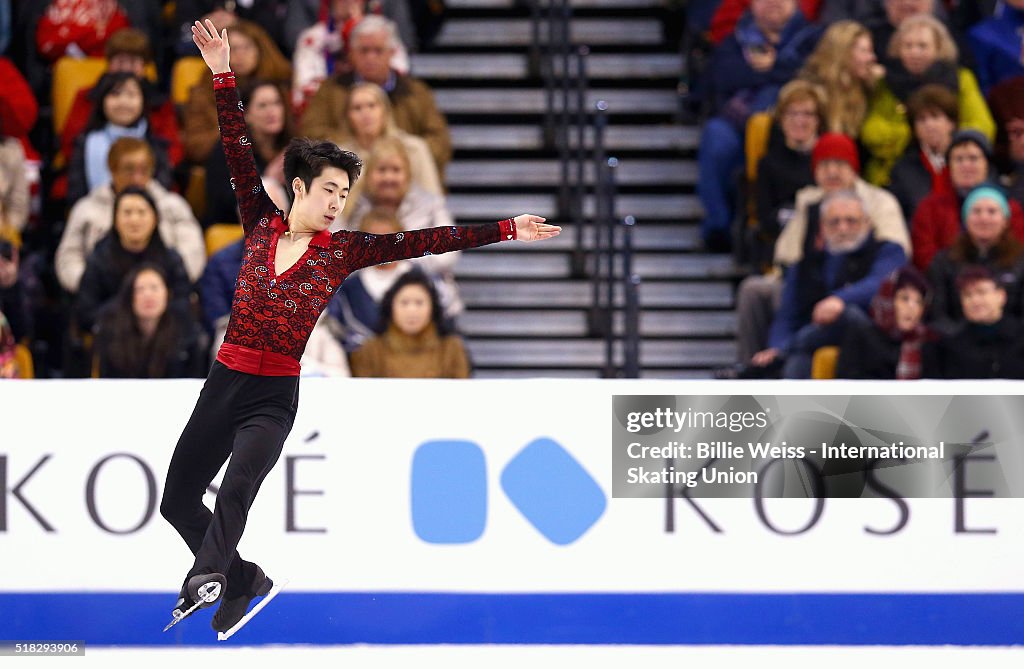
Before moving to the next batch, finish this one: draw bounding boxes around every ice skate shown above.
[162,572,227,632]
[216,577,288,641]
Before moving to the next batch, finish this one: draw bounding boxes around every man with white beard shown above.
[749,190,907,378]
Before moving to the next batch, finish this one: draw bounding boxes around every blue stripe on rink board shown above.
[1,593,1022,646]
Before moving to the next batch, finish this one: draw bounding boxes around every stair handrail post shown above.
[622,215,641,378]
[556,0,573,220]
[588,100,610,340]
[603,156,619,378]
[569,44,590,279]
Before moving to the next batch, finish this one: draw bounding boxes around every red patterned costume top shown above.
[211,72,516,376]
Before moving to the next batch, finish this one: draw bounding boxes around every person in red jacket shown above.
[911,129,1024,271]
[59,28,182,169]
[34,0,131,62]
[709,0,822,45]
[160,19,561,638]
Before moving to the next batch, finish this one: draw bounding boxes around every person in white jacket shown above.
[55,137,205,293]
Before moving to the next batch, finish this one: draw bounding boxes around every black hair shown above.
[377,268,449,336]
[283,137,362,192]
[86,71,149,131]
[112,185,159,226]
[97,262,180,378]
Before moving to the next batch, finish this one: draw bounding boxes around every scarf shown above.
[885,59,960,104]
[869,271,930,380]
[84,119,148,192]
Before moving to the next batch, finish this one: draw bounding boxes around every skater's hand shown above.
[513,214,560,242]
[192,18,231,75]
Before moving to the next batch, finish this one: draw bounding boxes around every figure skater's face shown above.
[893,286,925,332]
[114,193,158,252]
[368,154,409,205]
[391,283,432,336]
[965,198,1008,249]
[245,84,285,135]
[898,25,939,75]
[292,166,350,231]
[132,268,169,322]
[348,88,386,140]
[229,31,260,77]
[103,79,144,127]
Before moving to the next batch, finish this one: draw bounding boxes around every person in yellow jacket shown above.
[861,13,994,187]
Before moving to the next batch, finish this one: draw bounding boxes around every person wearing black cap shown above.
[909,128,1024,270]
[836,265,937,379]
[923,264,1024,378]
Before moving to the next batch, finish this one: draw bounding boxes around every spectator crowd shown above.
[0,0,466,380]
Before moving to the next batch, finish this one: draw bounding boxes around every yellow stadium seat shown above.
[51,57,159,134]
[13,342,33,379]
[186,165,208,221]
[172,57,208,107]
[811,346,840,380]
[745,112,774,184]
[206,223,244,257]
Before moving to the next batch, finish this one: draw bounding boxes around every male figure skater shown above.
[160,18,560,635]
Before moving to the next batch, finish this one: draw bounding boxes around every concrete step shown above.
[435,88,679,115]
[451,124,699,152]
[455,251,737,279]
[459,279,735,309]
[459,309,736,337]
[448,193,702,220]
[434,18,664,48]
[471,223,701,252]
[413,53,681,80]
[446,158,696,187]
[466,338,736,367]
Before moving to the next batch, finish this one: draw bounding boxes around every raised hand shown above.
[513,214,561,242]
[192,19,231,75]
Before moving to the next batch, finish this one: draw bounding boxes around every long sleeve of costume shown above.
[212,72,278,236]
[336,219,515,274]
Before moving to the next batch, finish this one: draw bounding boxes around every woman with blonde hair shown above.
[861,13,995,186]
[330,82,442,194]
[798,20,883,138]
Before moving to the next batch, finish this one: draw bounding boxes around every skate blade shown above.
[163,581,224,632]
[217,579,288,641]
[162,599,204,632]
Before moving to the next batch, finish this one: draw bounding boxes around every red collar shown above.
[271,215,332,248]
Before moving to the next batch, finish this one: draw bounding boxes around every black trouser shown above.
[160,361,299,598]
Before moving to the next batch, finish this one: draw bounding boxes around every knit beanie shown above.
[811,132,860,173]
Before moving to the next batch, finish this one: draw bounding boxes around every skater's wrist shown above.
[498,218,517,241]
[212,71,237,90]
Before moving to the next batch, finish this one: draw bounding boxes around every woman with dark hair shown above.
[836,265,936,379]
[203,79,294,227]
[75,186,193,333]
[93,263,204,378]
[926,185,1024,333]
[350,268,470,378]
[66,72,175,205]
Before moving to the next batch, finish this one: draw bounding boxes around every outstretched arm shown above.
[341,214,560,272]
[192,19,276,235]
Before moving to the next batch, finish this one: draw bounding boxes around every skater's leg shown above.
[160,367,236,555]
[189,412,294,592]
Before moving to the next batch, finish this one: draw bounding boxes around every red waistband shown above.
[216,343,301,376]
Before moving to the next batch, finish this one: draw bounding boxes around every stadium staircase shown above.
[416,0,739,377]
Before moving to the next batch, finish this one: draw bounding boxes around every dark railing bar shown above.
[622,215,640,378]
[603,156,619,378]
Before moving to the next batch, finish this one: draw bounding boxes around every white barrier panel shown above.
[1,378,1023,646]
